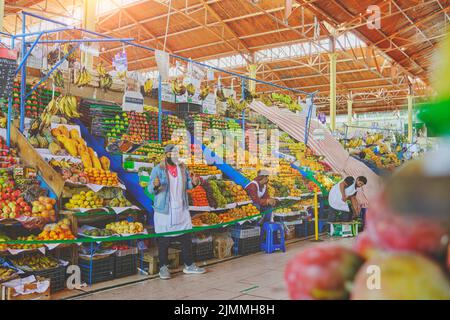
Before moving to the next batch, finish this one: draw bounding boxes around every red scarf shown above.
[167,164,178,178]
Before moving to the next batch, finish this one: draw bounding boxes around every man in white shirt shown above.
[328,176,367,222]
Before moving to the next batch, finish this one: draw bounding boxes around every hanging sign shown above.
[113,50,127,72]
[318,112,326,124]
[207,68,215,81]
[0,48,18,99]
[122,77,143,112]
[155,50,170,81]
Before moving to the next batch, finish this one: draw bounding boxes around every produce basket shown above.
[231,225,261,239]
[114,250,138,279]
[213,234,234,260]
[79,255,114,285]
[232,235,261,255]
[140,247,180,275]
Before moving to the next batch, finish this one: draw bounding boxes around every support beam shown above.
[347,99,353,125]
[407,93,413,143]
[82,0,97,69]
[0,0,4,32]
[329,52,337,131]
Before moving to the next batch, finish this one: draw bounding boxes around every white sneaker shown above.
[159,265,171,280]
[183,263,206,274]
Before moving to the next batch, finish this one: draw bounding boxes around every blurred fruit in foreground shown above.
[285,245,363,300]
[353,232,384,260]
[365,193,448,259]
[432,33,450,100]
[351,253,450,300]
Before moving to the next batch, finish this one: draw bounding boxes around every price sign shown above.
[0,48,18,99]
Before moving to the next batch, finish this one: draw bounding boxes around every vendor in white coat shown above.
[328,176,367,222]
[148,144,206,280]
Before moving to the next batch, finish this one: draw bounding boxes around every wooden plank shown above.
[10,124,65,197]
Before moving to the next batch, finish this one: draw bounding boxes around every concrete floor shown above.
[67,236,355,300]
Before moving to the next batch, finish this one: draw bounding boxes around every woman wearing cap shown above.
[245,169,278,223]
[148,144,206,280]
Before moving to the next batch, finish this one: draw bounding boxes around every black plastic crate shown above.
[307,221,315,236]
[295,223,306,238]
[114,254,138,278]
[232,236,261,255]
[30,265,67,293]
[192,241,214,262]
[79,255,114,285]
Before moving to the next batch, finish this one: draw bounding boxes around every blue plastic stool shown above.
[261,222,286,253]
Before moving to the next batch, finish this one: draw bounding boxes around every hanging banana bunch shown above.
[74,67,92,87]
[171,79,186,96]
[62,43,77,65]
[116,71,127,81]
[185,83,196,97]
[52,69,64,88]
[96,62,107,77]
[216,87,227,102]
[99,73,113,91]
[235,100,248,112]
[57,94,81,118]
[199,85,211,100]
[143,79,153,96]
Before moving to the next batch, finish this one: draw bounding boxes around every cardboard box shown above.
[1,276,51,300]
[141,247,180,275]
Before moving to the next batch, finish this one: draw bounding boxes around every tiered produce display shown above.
[342,132,403,170]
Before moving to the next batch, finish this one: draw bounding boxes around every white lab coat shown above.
[154,166,192,235]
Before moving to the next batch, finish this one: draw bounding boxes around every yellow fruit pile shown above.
[106,221,144,235]
[65,190,103,210]
[227,204,259,219]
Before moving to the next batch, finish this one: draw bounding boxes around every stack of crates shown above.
[114,248,138,279]
[28,265,67,293]
[231,225,261,255]
[79,255,115,285]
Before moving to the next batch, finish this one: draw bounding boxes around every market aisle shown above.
[71,237,355,300]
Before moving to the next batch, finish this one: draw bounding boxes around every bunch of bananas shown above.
[74,67,92,87]
[143,79,153,95]
[99,73,113,91]
[186,83,195,97]
[171,79,186,96]
[49,158,74,169]
[12,254,59,271]
[117,71,127,80]
[216,88,227,102]
[346,138,363,149]
[52,69,64,88]
[227,97,247,112]
[199,85,210,100]
[259,94,273,107]
[62,43,77,64]
[58,94,81,118]
[97,62,107,77]
[0,267,16,281]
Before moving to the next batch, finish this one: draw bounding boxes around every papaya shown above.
[88,147,102,169]
[100,156,110,171]
[69,129,80,140]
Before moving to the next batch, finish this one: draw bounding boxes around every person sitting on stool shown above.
[245,169,278,223]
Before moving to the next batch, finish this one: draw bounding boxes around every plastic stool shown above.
[261,222,286,253]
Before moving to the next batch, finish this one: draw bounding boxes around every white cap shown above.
[257,169,270,177]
